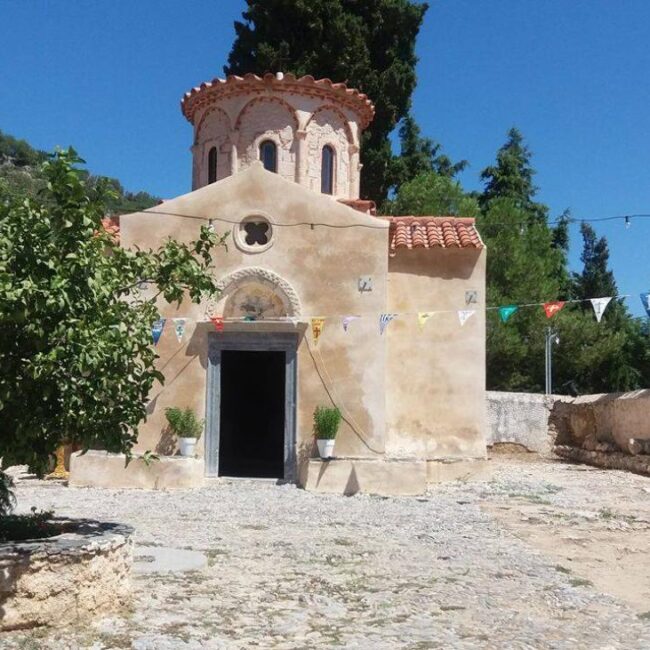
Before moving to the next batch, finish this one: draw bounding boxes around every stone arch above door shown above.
[207,267,302,319]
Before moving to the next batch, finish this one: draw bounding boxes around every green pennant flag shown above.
[499,305,518,323]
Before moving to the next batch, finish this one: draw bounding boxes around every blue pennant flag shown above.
[152,319,166,345]
[641,292,650,318]
[499,305,518,323]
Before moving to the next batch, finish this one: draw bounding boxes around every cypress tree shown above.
[225,0,429,203]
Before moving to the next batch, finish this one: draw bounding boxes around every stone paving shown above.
[2,456,650,649]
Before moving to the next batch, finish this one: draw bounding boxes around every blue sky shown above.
[1,0,648,316]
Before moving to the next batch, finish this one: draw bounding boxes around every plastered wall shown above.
[385,249,487,460]
[120,164,388,462]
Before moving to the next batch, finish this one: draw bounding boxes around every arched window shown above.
[321,145,335,194]
[259,140,277,173]
[208,147,218,184]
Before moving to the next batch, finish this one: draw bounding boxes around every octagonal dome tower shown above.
[181,72,375,200]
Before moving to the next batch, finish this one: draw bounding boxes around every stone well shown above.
[0,519,133,631]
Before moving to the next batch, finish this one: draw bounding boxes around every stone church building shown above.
[72,72,487,495]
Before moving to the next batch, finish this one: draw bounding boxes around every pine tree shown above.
[479,129,565,390]
[572,222,617,300]
[387,170,479,217]
[480,199,565,391]
[224,0,429,203]
[480,127,547,222]
[392,114,467,194]
[551,221,648,393]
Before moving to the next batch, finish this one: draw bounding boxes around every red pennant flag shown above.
[543,301,565,319]
[210,316,224,332]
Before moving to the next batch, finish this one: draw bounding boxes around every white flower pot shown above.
[317,439,336,459]
[178,437,197,457]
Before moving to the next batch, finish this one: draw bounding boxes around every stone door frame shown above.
[205,331,298,481]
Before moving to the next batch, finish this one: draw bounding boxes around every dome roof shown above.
[181,72,375,129]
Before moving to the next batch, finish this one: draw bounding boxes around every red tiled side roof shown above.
[99,213,484,256]
[383,216,484,255]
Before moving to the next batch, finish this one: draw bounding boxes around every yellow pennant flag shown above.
[311,317,325,345]
[417,312,434,330]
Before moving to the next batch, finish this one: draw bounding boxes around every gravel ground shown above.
[3,455,650,649]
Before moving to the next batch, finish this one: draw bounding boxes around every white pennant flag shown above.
[173,318,187,343]
[590,297,612,323]
[342,315,361,332]
[458,310,475,327]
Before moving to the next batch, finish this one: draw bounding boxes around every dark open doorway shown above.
[218,350,286,478]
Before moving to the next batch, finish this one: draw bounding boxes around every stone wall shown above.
[486,389,650,470]
[0,520,132,631]
[486,391,566,454]
[551,389,650,454]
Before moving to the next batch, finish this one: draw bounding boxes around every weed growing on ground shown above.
[598,508,637,524]
[569,578,593,588]
[599,507,615,520]
[506,492,552,505]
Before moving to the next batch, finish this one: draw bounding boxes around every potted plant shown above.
[165,407,203,457]
[314,406,342,459]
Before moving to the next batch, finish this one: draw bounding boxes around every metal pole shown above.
[544,328,548,395]
[548,329,553,395]
[545,327,557,395]
[544,327,551,395]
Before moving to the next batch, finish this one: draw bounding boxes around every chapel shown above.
[73,72,487,495]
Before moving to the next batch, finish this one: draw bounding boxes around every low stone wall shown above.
[486,391,569,454]
[0,519,132,631]
[486,389,650,469]
[301,459,428,496]
[552,389,650,454]
[70,451,205,489]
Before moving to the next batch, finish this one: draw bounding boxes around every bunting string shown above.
[150,293,649,343]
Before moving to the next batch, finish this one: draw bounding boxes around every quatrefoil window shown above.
[244,221,270,246]
[234,216,274,253]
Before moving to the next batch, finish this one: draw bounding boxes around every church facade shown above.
[78,73,487,495]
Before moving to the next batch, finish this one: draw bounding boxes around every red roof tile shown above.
[181,72,375,128]
[383,216,484,255]
[338,198,377,215]
[101,215,120,242]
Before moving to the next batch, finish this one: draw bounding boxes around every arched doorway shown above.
[205,268,300,481]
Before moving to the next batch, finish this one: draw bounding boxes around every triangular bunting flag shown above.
[641,292,650,318]
[173,318,187,343]
[379,313,397,335]
[417,312,434,330]
[543,301,565,319]
[210,316,224,332]
[311,318,325,345]
[590,297,612,323]
[499,305,518,323]
[458,310,475,327]
[342,315,360,332]
[152,319,166,345]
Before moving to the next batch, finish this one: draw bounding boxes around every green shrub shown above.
[0,508,66,542]
[165,407,203,439]
[313,406,342,440]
